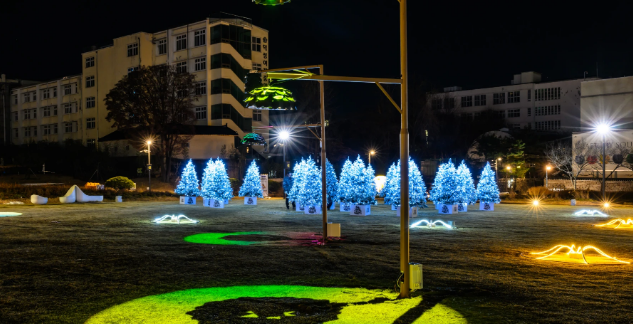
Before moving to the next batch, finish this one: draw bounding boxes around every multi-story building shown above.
[1,74,40,144]
[431,72,598,132]
[9,75,84,145]
[8,18,270,160]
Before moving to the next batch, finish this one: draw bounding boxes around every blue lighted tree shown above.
[337,158,354,205]
[200,158,217,199]
[238,161,263,198]
[382,162,397,203]
[476,162,501,203]
[340,155,374,205]
[213,159,233,201]
[456,160,477,204]
[288,158,307,204]
[429,159,458,205]
[175,159,200,197]
[386,159,427,207]
[297,157,322,207]
[363,162,377,205]
[325,159,338,208]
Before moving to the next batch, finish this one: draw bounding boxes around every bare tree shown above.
[544,141,575,188]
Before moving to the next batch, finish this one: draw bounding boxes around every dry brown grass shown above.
[1,201,632,323]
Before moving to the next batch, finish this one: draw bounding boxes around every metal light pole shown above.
[368,150,375,164]
[546,165,551,188]
[398,0,410,298]
[147,140,152,192]
[319,65,328,243]
[596,123,611,201]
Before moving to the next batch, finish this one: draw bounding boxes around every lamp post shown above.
[496,157,501,181]
[146,140,152,192]
[279,130,290,179]
[546,165,551,188]
[596,123,611,201]
[506,165,512,191]
[369,150,375,164]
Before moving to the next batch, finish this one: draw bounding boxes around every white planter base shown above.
[296,204,304,212]
[391,204,398,211]
[571,199,576,206]
[244,197,257,205]
[350,205,371,216]
[457,203,468,212]
[340,203,352,212]
[180,196,196,205]
[115,196,122,203]
[438,204,457,214]
[396,206,419,217]
[211,199,225,208]
[305,205,322,215]
[479,201,494,211]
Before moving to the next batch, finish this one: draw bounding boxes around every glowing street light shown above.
[546,165,552,188]
[146,140,152,192]
[279,130,290,141]
[532,200,540,206]
[368,150,376,164]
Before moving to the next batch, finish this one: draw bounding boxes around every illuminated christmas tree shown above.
[456,160,477,204]
[175,160,200,197]
[363,162,377,205]
[337,158,354,205]
[429,159,458,205]
[296,157,322,207]
[200,158,217,199]
[213,159,234,201]
[339,155,375,205]
[238,161,263,198]
[288,158,307,204]
[476,162,501,203]
[326,159,338,208]
[381,162,397,202]
[385,159,427,207]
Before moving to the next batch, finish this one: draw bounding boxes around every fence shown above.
[547,179,633,192]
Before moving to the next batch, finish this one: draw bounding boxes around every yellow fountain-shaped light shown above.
[595,219,633,229]
[531,244,630,264]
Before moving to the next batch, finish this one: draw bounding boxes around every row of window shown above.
[16,122,79,138]
[15,85,75,104]
[535,105,561,116]
[210,104,252,132]
[535,120,561,130]
[535,87,560,101]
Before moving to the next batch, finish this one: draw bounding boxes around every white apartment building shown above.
[431,72,597,132]
[9,18,270,160]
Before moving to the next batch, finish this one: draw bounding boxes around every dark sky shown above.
[2,0,632,89]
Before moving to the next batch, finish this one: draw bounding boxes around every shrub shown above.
[229,178,242,196]
[527,186,551,198]
[105,176,135,190]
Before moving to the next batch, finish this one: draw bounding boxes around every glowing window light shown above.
[244,86,296,110]
[152,214,198,224]
[410,219,453,229]
[0,212,22,217]
[84,285,467,324]
[595,219,633,229]
[531,244,630,265]
[574,210,608,217]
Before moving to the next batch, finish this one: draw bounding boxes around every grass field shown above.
[1,199,632,323]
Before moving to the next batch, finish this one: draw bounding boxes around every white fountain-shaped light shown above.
[410,219,453,229]
[153,214,199,224]
[574,210,608,217]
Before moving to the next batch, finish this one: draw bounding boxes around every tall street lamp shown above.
[545,165,551,188]
[506,165,512,191]
[368,150,376,164]
[596,123,611,200]
[279,130,290,179]
[146,140,152,192]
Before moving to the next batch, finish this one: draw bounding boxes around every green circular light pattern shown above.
[253,0,291,5]
[0,212,22,217]
[245,86,297,110]
[85,285,467,324]
[184,232,265,245]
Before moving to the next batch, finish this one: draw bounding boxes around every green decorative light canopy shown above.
[245,86,297,110]
[241,133,267,146]
[253,0,291,5]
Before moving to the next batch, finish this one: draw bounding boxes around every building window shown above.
[86,118,96,129]
[86,97,96,108]
[157,39,167,55]
[64,122,73,133]
[461,96,472,107]
[52,87,57,98]
[64,103,74,114]
[474,94,486,106]
[508,91,520,103]
[507,109,520,118]
[24,127,31,137]
[23,93,30,103]
[253,110,262,122]
[195,57,206,71]
[87,139,96,147]
[252,63,262,71]
[527,89,531,101]
[86,76,95,88]
[443,98,455,109]
[210,24,252,60]
[43,106,51,117]
[52,105,58,116]
[127,67,137,74]
[195,82,207,95]
[127,43,139,57]
[527,107,531,117]
[64,84,72,95]
[23,110,31,120]
[252,37,261,52]
[493,93,505,104]
[176,34,187,51]
[432,99,442,110]
[195,106,207,120]
[42,88,50,99]
[535,120,561,131]
[86,57,95,68]
[536,87,561,101]
[42,124,51,135]
[535,105,561,116]
[511,124,521,129]
[14,128,18,138]
[176,61,187,73]
[194,30,206,46]
[496,110,505,118]
[52,123,58,134]
[12,112,18,121]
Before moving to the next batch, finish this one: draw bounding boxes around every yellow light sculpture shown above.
[531,244,630,265]
[595,219,633,229]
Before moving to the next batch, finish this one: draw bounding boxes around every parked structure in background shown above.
[430,72,598,132]
[7,18,270,160]
[0,74,39,144]
[572,76,633,179]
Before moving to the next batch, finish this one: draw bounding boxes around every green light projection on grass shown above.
[0,212,22,217]
[253,0,291,5]
[184,232,265,245]
[244,86,296,110]
[84,285,467,324]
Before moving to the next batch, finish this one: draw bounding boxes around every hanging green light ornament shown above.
[253,0,291,5]
[244,86,297,110]
[241,133,266,146]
